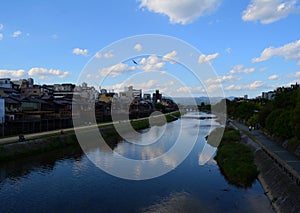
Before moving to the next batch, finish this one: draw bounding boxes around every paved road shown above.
[0,112,178,145]
[231,120,300,175]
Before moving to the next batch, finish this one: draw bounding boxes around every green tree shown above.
[265,109,284,134]
[273,110,293,138]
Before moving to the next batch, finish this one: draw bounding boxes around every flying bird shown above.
[132,59,138,65]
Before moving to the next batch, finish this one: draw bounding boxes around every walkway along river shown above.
[0,112,273,212]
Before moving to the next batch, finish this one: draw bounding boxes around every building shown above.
[291,82,299,89]
[262,91,275,100]
[119,86,142,100]
[143,93,151,101]
[0,78,12,89]
[21,85,42,97]
[12,78,34,89]
[153,90,162,103]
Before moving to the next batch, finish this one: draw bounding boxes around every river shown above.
[0,113,273,212]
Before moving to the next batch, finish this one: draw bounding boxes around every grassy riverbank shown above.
[102,111,181,137]
[0,133,79,161]
[214,127,259,187]
[0,111,182,162]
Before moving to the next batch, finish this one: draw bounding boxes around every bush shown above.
[213,128,258,188]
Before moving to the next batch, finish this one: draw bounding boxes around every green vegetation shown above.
[0,111,182,162]
[131,119,150,131]
[214,127,259,188]
[198,102,211,112]
[165,111,181,122]
[227,87,300,151]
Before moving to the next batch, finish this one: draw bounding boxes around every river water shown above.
[0,113,273,212]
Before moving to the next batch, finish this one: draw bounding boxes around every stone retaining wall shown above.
[240,134,300,213]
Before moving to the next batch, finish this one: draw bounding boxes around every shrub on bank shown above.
[214,128,259,187]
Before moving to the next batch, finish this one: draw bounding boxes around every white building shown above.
[0,78,12,89]
[262,91,275,100]
[119,86,142,100]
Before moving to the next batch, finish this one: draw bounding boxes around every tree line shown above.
[226,87,300,151]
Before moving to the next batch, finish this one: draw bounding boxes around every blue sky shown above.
[0,0,300,98]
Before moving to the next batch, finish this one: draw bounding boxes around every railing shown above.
[232,122,300,186]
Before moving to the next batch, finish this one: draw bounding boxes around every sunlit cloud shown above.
[139,55,165,71]
[163,50,179,64]
[139,0,221,25]
[98,63,136,78]
[0,69,26,78]
[205,75,239,84]
[229,65,255,74]
[198,53,219,64]
[242,0,299,24]
[252,39,300,65]
[225,81,264,90]
[28,67,69,79]
[268,74,279,80]
[12,30,22,38]
[134,43,143,52]
[72,47,88,56]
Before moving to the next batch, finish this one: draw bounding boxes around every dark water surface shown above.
[0,113,273,212]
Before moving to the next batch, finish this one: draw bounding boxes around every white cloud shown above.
[0,69,25,78]
[268,74,279,80]
[229,64,255,74]
[12,30,22,38]
[0,33,3,40]
[28,67,69,79]
[294,71,300,77]
[248,81,264,89]
[252,39,300,65]
[242,0,299,24]
[177,86,205,93]
[163,50,178,64]
[98,54,167,78]
[139,0,221,25]
[99,63,136,78]
[205,75,238,84]
[134,43,143,52]
[225,81,264,90]
[139,55,165,71]
[0,24,3,30]
[104,51,114,59]
[94,51,114,59]
[72,48,88,56]
[107,80,175,94]
[287,71,300,78]
[198,52,219,64]
[259,67,268,72]
[95,52,102,58]
[206,84,223,92]
[226,48,232,54]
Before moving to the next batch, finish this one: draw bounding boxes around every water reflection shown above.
[0,146,83,183]
[0,112,273,212]
[140,192,217,213]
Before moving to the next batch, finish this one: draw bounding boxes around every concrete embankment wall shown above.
[239,133,300,213]
[0,133,79,161]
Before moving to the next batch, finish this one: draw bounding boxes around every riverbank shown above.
[213,127,259,188]
[0,111,181,162]
[231,124,300,212]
